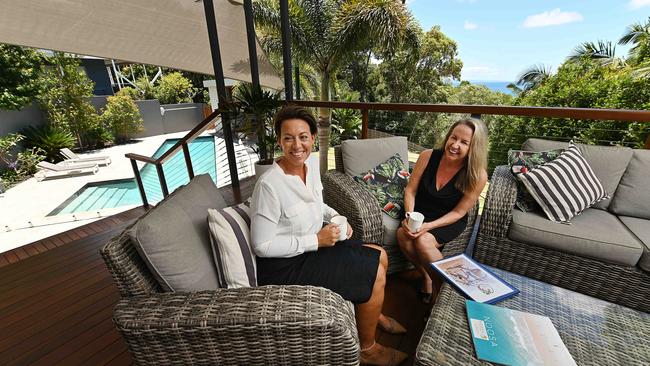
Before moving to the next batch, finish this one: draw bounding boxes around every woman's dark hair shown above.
[273,104,318,137]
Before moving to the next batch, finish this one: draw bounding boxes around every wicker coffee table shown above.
[415,267,650,365]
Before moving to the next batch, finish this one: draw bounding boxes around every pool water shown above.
[49,136,216,215]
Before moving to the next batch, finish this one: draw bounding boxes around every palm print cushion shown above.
[353,153,410,219]
[508,148,564,212]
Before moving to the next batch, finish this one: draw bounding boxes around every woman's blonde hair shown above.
[438,118,488,194]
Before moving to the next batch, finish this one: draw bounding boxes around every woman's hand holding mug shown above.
[317,224,340,247]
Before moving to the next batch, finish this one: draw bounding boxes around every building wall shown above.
[0,103,46,138]
[2,99,206,140]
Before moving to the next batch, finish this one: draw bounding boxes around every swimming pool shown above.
[48,136,216,216]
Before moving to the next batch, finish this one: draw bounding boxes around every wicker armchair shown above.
[101,226,360,365]
[474,165,650,312]
[323,146,478,275]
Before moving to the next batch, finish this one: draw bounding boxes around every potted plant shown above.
[231,83,282,177]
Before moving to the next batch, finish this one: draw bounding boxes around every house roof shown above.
[0,0,283,90]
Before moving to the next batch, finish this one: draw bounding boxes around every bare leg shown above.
[363,243,407,335]
[413,232,443,282]
[356,245,408,364]
[397,228,432,295]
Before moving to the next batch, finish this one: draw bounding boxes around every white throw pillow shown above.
[207,203,257,288]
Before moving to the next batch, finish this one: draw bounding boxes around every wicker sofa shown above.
[322,138,478,275]
[101,175,360,365]
[475,138,650,312]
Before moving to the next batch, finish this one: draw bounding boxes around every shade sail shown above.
[0,0,283,90]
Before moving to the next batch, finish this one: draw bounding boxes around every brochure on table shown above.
[430,253,519,304]
[466,300,577,366]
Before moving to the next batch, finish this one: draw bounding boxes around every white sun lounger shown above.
[60,148,111,166]
[35,161,99,181]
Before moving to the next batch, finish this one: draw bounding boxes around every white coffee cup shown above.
[331,215,348,241]
[406,212,424,233]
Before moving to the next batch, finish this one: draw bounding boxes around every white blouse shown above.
[250,155,338,258]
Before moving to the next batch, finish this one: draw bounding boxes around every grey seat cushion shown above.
[381,212,401,246]
[618,216,650,272]
[129,174,227,292]
[522,139,633,210]
[508,208,643,266]
[609,149,650,219]
[341,136,409,177]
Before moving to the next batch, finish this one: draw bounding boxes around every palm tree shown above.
[253,0,418,173]
[567,40,624,68]
[514,64,552,93]
[619,17,650,65]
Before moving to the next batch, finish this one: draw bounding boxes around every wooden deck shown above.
[0,177,439,365]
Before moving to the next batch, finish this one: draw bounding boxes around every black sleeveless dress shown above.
[413,149,467,244]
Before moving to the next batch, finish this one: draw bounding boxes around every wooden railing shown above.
[125,101,650,208]
[291,101,650,146]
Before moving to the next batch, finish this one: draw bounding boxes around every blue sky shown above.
[406,0,650,82]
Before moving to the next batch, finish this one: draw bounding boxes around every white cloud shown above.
[628,0,650,9]
[464,21,478,30]
[522,8,583,28]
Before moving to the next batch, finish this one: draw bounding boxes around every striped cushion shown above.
[207,203,257,288]
[516,142,609,223]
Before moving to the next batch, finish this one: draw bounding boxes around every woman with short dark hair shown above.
[251,105,408,365]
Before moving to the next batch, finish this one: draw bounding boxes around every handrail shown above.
[126,99,650,209]
[124,153,158,165]
[157,109,222,163]
[125,107,226,208]
[290,100,650,122]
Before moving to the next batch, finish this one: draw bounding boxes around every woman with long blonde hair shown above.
[397,118,488,303]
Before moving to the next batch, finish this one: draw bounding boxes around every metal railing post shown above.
[279,0,293,100]
[203,0,241,195]
[156,163,169,198]
[130,159,149,208]
[182,143,194,179]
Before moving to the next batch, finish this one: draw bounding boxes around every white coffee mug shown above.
[331,215,348,241]
[406,212,424,233]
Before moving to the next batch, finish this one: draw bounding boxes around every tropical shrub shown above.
[0,133,45,187]
[115,86,143,100]
[232,83,282,163]
[21,125,76,162]
[154,72,195,104]
[101,95,144,143]
[330,108,362,146]
[0,44,43,110]
[37,52,101,149]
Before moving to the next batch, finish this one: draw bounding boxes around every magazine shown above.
[466,300,577,366]
[430,253,518,304]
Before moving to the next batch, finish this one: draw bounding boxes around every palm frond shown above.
[618,18,650,46]
[253,0,326,67]
[515,64,552,92]
[329,0,415,68]
[506,83,522,95]
[567,40,621,67]
[618,18,650,62]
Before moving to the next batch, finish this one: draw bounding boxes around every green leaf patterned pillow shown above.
[508,149,564,212]
[353,153,410,219]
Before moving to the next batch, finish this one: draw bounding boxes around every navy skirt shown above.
[256,239,380,304]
